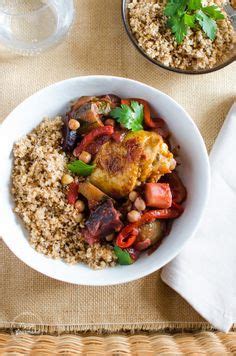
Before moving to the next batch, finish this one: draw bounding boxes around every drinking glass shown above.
[0,0,75,55]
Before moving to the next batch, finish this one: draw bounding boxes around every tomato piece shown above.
[67,182,79,205]
[144,183,172,209]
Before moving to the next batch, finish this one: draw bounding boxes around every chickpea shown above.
[134,197,146,211]
[75,200,85,212]
[61,174,74,185]
[75,213,84,223]
[105,233,115,242]
[104,118,116,127]
[129,191,138,202]
[127,210,141,223]
[68,119,80,131]
[79,151,92,164]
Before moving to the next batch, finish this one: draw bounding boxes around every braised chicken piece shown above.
[90,130,175,198]
[60,94,186,266]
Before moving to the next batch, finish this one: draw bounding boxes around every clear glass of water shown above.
[0,0,75,55]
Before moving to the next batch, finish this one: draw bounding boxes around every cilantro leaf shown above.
[196,9,217,41]
[168,15,187,44]
[164,0,225,43]
[202,5,225,20]
[164,0,187,16]
[188,0,202,10]
[67,160,96,176]
[110,101,144,132]
[184,13,195,27]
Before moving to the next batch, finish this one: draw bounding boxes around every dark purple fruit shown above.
[62,116,78,152]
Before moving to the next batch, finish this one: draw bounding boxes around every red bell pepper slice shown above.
[73,125,114,157]
[116,226,139,249]
[139,208,182,224]
[67,182,79,205]
[116,207,183,249]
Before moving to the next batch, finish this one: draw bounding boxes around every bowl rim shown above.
[0,75,211,285]
[121,0,236,75]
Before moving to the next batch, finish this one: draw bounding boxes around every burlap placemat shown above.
[0,0,235,333]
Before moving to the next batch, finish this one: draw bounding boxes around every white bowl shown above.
[0,76,210,285]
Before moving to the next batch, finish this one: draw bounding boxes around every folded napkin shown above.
[161,103,236,332]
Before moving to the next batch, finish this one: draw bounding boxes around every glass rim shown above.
[0,2,49,17]
[122,0,236,75]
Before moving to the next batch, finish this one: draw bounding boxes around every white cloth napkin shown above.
[161,103,236,332]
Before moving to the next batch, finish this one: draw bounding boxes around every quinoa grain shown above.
[12,118,117,269]
[128,0,235,70]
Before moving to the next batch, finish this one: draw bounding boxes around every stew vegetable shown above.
[62,94,187,265]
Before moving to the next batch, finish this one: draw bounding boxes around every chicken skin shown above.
[90,130,175,198]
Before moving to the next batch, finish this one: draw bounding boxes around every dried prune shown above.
[62,116,79,152]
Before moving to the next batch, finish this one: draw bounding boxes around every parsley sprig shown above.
[164,0,225,44]
[110,101,144,132]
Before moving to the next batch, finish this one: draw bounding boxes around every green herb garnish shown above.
[110,101,144,132]
[164,0,224,43]
[67,160,96,176]
[114,246,133,265]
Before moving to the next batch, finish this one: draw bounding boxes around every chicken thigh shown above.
[90,130,175,198]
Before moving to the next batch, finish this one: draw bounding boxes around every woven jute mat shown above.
[0,0,235,334]
[0,332,236,355]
